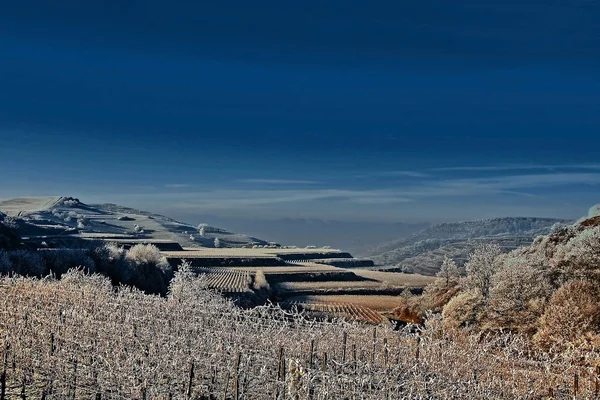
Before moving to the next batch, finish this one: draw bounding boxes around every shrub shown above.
[126,244,169,268]
[40,249,96,277]
[7,250,46,277]
[534,280,600,350]
[124,244,173,295]
[442,290,486,329]
[551,226,600,283]
[253,270,270,291]
[90,242,129,283]
[485,254,551,333]
[0,250,12,274]
[214,238,221,248]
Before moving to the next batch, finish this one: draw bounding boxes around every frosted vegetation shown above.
[368,217,569,273]
[1,268,598,399]
[0,241,173,295]
[399,211,600,353]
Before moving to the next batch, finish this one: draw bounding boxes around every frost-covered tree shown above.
[551,226,600,283]
[464,244,502,300]
[214,237,221,248]
[486,253,551,332]
[437,256,460,289]
[198,223,208,237]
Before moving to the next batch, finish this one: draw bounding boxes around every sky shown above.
[1,0,599,224]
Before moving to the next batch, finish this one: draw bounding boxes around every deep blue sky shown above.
[1,1,599,223]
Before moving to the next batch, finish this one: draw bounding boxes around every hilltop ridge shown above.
[0,196,268,249]
[363,216,570,275]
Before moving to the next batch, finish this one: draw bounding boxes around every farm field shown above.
[350,270,435,287]
[282,300,385,324]
[199,269,253,293]
[230,264,341,274]
[285,294,411,312]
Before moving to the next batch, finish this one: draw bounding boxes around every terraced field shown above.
[282,300,384,324]
[230,264,341,274]
[198,269,253,293]
[349,270,435,287]
[286,294,412,312]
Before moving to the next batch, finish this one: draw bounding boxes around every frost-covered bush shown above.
[214,237,221,248]
[61,198,80,207]
[551,226,600,283]
[253,270,270,291]
[534,280,600,350]
[90,242,172,295]
[485,253,551,333]
[442,290,486,329]
[126,244,169,269]
[589,204,600,218]
[124,244,173,295]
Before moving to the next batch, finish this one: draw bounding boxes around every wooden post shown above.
[383,338,388,366]
[415,336,421,361]
[222,370,230,400]
[573,373,579,397]
[1,341,8,400]
[309,340,314,368]
[548,387,553,398]
[186,362,195,400]
[322,352,327,373]
[342,332,347,364]
[71,359,78,400]
[277,347,284,380]
[370,328,377,365]
[594,365,600,397]
[20,375,25,400]
[233,352,241,400]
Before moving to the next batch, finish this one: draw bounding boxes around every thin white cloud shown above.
[375,171,431,178]
[165,184,192,188]
[102,172,600,218]
[238,179,322,185]
[432,164,600,172]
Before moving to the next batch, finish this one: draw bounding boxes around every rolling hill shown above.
[0,196,268,249]
[362,217,571,275]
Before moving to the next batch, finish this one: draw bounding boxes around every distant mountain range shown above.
[362,217,571,275]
